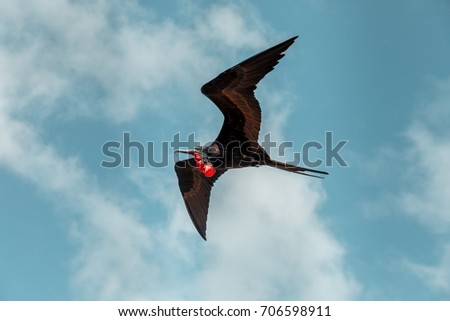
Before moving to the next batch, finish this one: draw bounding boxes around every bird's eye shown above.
[208,144,220,155]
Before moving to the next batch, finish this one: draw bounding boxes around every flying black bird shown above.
[175,36,328,240]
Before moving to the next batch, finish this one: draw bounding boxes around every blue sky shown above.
[1,0,450,300]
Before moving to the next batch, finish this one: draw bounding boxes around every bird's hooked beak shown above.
[175,147,208,163]
[174,149,196,155]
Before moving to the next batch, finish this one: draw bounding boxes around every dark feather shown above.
[201,36,298,145]
[174,158,227,240]
[174,36,311,240]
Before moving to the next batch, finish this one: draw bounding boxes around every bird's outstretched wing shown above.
[174,158,227,240]
[201,36,298,146]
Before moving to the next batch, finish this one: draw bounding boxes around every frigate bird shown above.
[175,36,328,240]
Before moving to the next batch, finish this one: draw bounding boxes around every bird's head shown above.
[175,146,216,177]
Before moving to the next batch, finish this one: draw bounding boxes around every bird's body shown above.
[175,36,328,240]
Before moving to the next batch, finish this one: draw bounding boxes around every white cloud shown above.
[195,3,269,49]
[367,77,450,294]
[0,0,268,122]
[192,168,360,300]
[405,245,450,294]
[0,110,158,299]
[0,0,359,299]
[400,77,450,232]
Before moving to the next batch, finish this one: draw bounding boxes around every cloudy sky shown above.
[1,0,450,300]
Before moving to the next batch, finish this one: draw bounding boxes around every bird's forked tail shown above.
[266,159,329,178]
